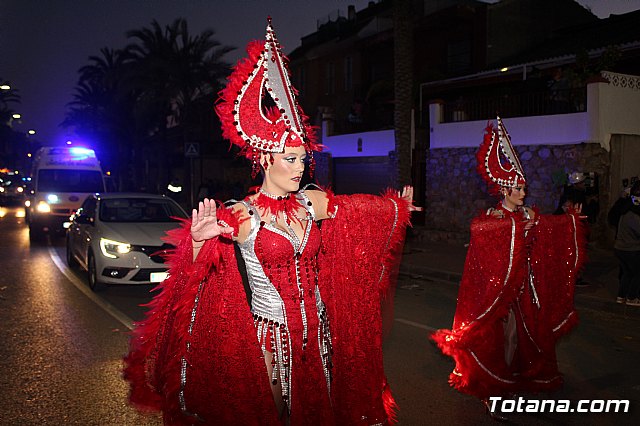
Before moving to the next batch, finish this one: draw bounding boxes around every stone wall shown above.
[420,143,610,245]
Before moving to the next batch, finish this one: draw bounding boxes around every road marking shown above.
[395,317,437,332]
[48,245,135,330]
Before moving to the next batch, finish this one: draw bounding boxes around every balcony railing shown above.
[441,87,587,123]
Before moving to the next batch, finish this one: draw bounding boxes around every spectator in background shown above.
[607,180,632,301]
[555,172,599,222]
[608,179,633,238]
[555,172,594,287]
[613,181,640,306]
[555,172,584,211]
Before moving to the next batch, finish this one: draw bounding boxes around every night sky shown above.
[1,0,639,145]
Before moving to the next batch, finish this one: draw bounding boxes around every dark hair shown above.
[631,181,640,197]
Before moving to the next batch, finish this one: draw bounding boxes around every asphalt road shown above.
[0,204,638,425]
[0,205,160,425]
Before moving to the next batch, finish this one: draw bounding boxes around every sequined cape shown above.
[123,190,410,425]
[432,206,586,398]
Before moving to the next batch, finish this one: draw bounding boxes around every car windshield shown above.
[37,169,105,193]
[99,198,187,223]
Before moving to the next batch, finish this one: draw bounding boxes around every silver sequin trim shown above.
[179,277,207,418]
[570,214,579,269]
[553,311,575,333]
[470,350,517,384]
[533,375,562,384]
[238,201,287,324]
[476,217,517,321]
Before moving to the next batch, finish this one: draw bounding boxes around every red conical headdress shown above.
[216,17,320,177]
[476,116,527,195]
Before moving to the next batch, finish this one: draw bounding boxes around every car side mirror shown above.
[76,215,93,225]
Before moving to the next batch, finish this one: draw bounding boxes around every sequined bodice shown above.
[235,190,332,412]
[237,191,321,323]
[255,219,321,304]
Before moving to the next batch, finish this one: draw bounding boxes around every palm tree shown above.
[125,18,234,196]
[64,19,233,195]
[63,48,138,190]
[393,0,414,187]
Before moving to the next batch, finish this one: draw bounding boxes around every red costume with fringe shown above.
[432,204,586,398]
[125,18,412,425]
[432,117,587,398]
[124,189,410,425]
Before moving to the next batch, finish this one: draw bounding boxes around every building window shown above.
[325,62,335,95]
[344,56,353,91]
[447,40,471,74]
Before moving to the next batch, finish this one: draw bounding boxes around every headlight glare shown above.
[36,201,51,213]
[100,238,131,259]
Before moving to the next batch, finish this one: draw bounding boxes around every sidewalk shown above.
[400,236,640,319]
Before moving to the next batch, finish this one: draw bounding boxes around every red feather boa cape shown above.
[123,190,410,425]
[432,209,586,399]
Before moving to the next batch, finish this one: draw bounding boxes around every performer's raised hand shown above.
[566,202,588,220]
[400,185,423,212]
[574,203,588,220]
[191,198,234,243]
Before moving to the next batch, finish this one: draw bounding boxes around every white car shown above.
[66,193,189,290]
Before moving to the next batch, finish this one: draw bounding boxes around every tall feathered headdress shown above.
[216,17,320,177]
[476,116,527,195]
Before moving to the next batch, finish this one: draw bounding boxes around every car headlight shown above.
[36,201,51,213]
[100,238,131,259]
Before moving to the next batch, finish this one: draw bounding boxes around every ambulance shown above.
[26,147,107,240]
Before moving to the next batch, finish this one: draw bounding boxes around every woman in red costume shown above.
[124,18,419,426]
[432,117,587,420]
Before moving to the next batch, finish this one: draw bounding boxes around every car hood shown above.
[99,222,182,246]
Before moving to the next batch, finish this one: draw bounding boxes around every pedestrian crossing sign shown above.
[185,143,200,157]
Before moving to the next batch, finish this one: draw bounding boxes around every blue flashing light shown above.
[69,147,96,157]
[47,194,59,203]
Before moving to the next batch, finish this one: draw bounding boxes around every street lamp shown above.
[28,130,36,135]
[0,85,10,90]
[12,113,21,119]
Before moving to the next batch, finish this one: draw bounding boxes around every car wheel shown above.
[66,236,78,268]
[88,252,105,291]
[29,223,44,243]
